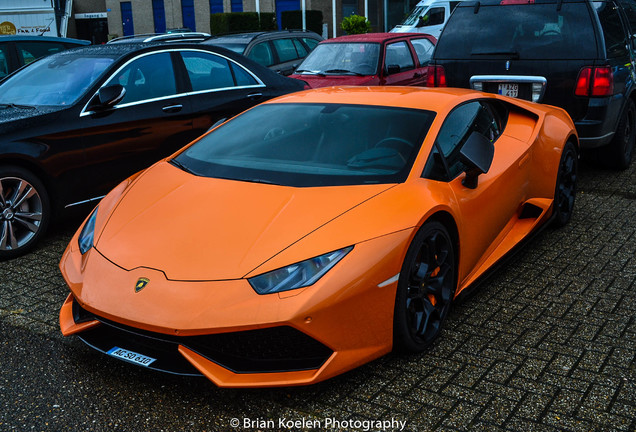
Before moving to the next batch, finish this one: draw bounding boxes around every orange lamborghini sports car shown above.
[59,87,578,388]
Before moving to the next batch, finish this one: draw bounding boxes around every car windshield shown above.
[296,43,380,75]
[173,103,435,187]
[207,40,248,54]
[0,53,115,106]
[436,3,597,59]
[401,5,427,26]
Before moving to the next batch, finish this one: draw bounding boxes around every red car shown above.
[290,33,436,88]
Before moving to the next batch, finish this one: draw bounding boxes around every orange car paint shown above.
[59,86,578,387]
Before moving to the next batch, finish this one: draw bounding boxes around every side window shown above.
[182,51,235,90]
[410,38,435,66]
[385,41,415,72]
[110,52,176,104]
[423,101,503,181]
[16,41,66,67]
[302,37,320,51]
[292,38,309,58]
[617,0,636,36]
[597,1,629,58]
[230,62,258,86]
[247,42,274,67]
[421,7,445,26]
[272,38,299,63]
[0,45,9,78]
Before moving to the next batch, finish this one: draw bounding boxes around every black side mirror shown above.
[459,131,494,189]
[386,64,401,75]
[88,84,126,111]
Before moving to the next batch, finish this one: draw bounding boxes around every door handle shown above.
[413,72,422,78]
[247,93,263,101]
[162,104,183,113]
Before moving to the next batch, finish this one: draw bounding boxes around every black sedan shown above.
[0,42,307,259]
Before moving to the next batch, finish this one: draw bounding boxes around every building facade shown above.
[96,0,417,37]
[74,0,416,39]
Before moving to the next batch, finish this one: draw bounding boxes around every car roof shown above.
[207,30,322,44]
[0,35,90,45]
[321,32,434,43]
[108,32,211,44]
[268,86,484,112]
[43,40,259,69]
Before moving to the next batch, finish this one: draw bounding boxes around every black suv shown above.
[427,0,636,168]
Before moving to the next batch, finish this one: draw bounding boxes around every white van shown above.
[390,0,460,38]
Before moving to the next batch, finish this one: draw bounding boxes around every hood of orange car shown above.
[95,161,394,281]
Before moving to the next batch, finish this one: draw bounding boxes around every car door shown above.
[270,37,305,75]
[423,100,531,283]
[409,37,435,84]
[382,40,424,85]
[175,49,270,138]
[77,50,197,198]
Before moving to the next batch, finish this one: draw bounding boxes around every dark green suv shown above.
[427,0,636,169]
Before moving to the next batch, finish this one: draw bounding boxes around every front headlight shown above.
[248,246,353,294]
[78,207,98,255]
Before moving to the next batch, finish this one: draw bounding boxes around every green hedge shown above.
[210,12,276,34]
[280,10,323,34]
[259,12,276,30]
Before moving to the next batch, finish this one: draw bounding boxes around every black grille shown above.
[73,299,333,374]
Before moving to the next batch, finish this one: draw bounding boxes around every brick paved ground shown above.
[0,160,634,432]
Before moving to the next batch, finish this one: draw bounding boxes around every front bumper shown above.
[59,229,412,387]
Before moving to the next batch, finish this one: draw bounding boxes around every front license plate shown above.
[498,83,519,98]
[107,346,156,367]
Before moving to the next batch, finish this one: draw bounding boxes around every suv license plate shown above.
[498,83,519,98]
[107,346,156,367]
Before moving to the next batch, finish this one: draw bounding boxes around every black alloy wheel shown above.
[0,166,50,260]
[552,141,578,227]
[394,221,456,352]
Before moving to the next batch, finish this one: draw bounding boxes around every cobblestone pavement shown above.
[0,160,634,432]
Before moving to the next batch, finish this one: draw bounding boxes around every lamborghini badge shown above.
[135,277,150,293]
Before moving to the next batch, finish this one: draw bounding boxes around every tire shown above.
[0,166,50,260]
[605,98,635,170]
[552,141,578,228]
[393,221,456,353]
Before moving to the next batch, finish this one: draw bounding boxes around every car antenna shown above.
[474,2,481,13]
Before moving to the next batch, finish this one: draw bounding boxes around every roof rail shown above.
[107,32,211,44]
[143,32,211,42]
[108,33,161,43]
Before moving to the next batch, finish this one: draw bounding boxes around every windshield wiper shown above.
[0,103,36,110]
[169,158,195,174]
[241,177,279,185]
[323,69,364,76]
[295,69,325,76]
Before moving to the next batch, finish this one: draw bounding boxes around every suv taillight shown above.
[575,66,613,97]
[426,65,447,87]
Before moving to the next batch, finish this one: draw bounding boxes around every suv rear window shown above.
[435,2,597,60]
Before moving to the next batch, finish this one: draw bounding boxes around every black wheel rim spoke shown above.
[404,227,454,344]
